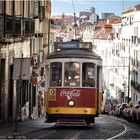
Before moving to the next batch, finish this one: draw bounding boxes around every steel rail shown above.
[106,116,127,140]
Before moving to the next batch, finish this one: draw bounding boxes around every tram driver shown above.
[64,62,80,86]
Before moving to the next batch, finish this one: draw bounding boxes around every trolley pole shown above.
[74,12,76,39]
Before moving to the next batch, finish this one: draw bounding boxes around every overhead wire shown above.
[72,0,76,14]
[72,0,77,39]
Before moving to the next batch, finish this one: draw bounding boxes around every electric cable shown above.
[72,0,77,39]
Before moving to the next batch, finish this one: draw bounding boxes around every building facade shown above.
[0,0,51,123]
[121,4,140,103]
[94,4,140,104]
[102,12,114,20]
[79,7,95,18]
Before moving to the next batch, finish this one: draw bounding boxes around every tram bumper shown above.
[45,113,96,124]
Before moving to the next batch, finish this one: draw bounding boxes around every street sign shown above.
[12,58,31,80]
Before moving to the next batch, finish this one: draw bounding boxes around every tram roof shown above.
[47,49,102,60]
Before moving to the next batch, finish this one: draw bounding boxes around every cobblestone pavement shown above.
[0,117,54,139]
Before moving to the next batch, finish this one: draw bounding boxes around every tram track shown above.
[36,125,84,139]
[13,115,129,139]
[35,116,128,139]
[36,130,57,139]
[104,115,128,140]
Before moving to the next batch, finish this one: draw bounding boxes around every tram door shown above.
[97,65,102,114]
[0,59,5,122]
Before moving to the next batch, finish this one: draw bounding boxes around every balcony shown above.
[39,6,45,21]
[14,17,21,36]
[0,14,35,40]
[5,15,14,35]
[30,20,35,34]
[131,80,134,86]
[131,58,138,69]
[33,1,45,21]
[135,83,140,92]
[24,19,35,36]
[5,15,22,36]
[24,20,30,36]
[131,80,140,92]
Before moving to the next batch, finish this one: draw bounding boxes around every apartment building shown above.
[79,7,95,17]
[93,18,117,98]
[0,0,51,122]
[121,4,140,102]
[94,4,140,104]
[102,12,114,20]
[112,4,140,103]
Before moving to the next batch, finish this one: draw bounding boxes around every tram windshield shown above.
[64,62,80,86]
[49,62,95,87]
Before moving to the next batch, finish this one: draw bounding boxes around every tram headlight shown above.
[68,100,75,107]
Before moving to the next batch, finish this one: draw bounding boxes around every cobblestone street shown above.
[0,117,53,139]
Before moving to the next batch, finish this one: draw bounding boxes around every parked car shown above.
[132,100,140,123]
[113,104,121,116]
[123,102,133,121]
[110,104,118,116]
[115,103,128,117]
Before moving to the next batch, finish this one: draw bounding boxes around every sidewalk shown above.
[0,117,53,139]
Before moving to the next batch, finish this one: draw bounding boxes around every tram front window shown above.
[64,62,80,86]
[50,62,62,86]
[82,63,95,87]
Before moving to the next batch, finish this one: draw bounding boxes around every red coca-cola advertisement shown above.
[49,88,96,108]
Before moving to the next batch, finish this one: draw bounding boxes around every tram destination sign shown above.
[54,42,78,50]
[54,42,92,51]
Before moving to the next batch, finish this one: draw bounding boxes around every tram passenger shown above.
[87,68,95,86]
[104,103,111,115]
[88,78,95,87]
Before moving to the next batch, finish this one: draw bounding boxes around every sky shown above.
[51,0,140,18]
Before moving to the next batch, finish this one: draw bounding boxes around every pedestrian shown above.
[106,103,111,115]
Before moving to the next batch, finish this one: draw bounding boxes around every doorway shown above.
[8,64,14,121]
[0,59,6,122]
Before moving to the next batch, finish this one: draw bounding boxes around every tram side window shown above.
[64,62,80,86]
[82,63,95,87]
[50,62,62,86]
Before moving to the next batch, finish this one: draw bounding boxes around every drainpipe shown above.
[3,0,6,37]
[47,19,50,54]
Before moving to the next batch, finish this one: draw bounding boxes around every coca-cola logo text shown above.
[60,89,81,98]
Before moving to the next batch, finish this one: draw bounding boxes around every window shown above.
[137,37,140,44]
[20,1,23,17]
[64,62,80,86]
[82,63,95,87]
[11,1,14,15]
[50,62,62,86]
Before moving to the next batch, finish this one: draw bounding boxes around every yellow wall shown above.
[15,1,20,16]
[6,1,10,15]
